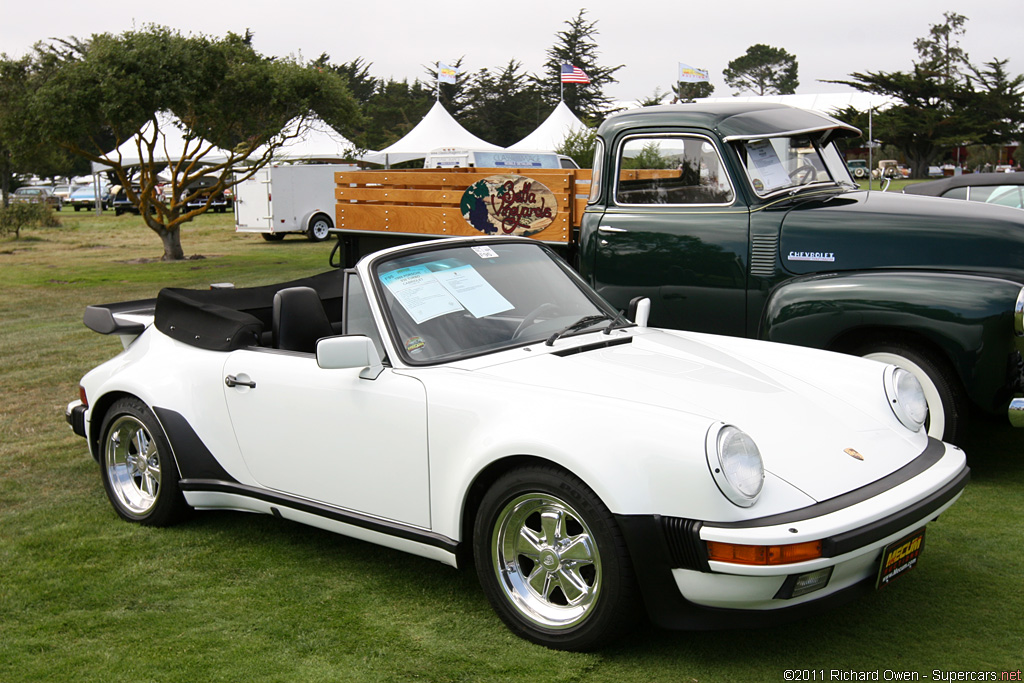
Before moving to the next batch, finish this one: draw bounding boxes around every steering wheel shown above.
[512,303,559,340]
[789,163,817,184]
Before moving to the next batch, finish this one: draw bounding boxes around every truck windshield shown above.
[735,135,855,197]
[373,241,620,364]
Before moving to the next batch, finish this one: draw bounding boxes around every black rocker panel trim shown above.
[179,479,458,554]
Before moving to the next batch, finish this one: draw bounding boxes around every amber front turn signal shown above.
[706,540,823,565]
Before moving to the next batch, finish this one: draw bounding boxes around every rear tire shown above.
[98,397,189,526]
[854,341,966,443]
[473,465,639,650]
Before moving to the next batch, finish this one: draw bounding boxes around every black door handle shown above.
[225,375,256,389]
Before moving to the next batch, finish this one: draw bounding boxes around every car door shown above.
[221,348,430,528]
[592,133,750,336]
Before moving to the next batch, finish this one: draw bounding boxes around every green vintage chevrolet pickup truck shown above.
[577,102,1024,444]
[331,102,1024,444]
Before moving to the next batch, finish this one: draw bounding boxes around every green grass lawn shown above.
[1,211,1022,682]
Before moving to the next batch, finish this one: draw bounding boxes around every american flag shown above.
[560,64,590,84]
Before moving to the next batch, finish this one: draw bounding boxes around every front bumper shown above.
[616,438,969,629]
[66,400,87,438]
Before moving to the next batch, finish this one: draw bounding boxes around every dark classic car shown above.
[575,103,1024,445]
[902,172,1024,209]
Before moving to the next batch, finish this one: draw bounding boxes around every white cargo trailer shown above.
[234,164,357,242]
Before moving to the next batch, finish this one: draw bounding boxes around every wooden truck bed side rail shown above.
[335,168,592,245]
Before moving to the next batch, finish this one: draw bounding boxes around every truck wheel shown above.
[261,233,286,242]
[98,397,189,526]
[473,465,639,651]
[307,215,332,242]
[854,342,966,443]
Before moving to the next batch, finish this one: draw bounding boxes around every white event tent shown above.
[359,100,502,166]
[256,115,362,163]
[94,112,230,170]
[507,101,589,152]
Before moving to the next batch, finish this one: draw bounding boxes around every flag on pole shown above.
[438,63,457,85]
[560,64,591,84]
[678,63,710,83]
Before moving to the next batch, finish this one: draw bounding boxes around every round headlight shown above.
[706,424,764,507]
[885,366,928,432]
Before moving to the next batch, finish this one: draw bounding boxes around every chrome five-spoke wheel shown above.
[99,397,188,526]
[493,492,602,629]
[474,466,638,650]
[105,414,162,518]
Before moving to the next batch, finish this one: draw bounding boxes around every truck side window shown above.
[615,135,733,206]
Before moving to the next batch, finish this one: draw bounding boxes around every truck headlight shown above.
[884,366,928,432]
[706,424,764,507]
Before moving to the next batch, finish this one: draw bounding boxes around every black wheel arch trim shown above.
[152,407,238,483]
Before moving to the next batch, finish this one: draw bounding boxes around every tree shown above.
[672,80,714,103]
[461,61,547,147]
[723,44,799,96]
[18,26,360,260]
[829,13,1024,178]
[914,11,970,84]
[424,57,471,118]
[535,10,624,120]
[555,128,597,169]
[1,54,91,206]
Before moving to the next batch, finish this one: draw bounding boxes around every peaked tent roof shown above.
[507,101,589,152]
[359,100,502,166]
[95,112,231,170]
[258,116,361,162]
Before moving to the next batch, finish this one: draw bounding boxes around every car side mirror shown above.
[316,335,384,379]
[627,297,651,328]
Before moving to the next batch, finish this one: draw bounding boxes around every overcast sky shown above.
[3,0,1022,104]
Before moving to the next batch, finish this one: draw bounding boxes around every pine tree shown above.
[535,10,623,121]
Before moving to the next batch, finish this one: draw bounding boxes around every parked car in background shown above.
[903,172,1024,210]
[66,235,969,650]
[53,184,73,203]
[11,185,62,210]
[872,160,900,179]
[68,182,111,211]
[182,177,232,213]
[847,159,870,179]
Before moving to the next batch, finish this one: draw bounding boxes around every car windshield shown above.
[372,241,621,364]
[735,135,855,197]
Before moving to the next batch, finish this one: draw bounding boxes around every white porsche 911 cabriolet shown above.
[67,236,969,650]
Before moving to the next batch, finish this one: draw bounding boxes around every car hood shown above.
[471,329,927,502]
[778,190,1024,283]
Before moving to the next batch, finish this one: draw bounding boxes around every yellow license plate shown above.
[876,528,926,589]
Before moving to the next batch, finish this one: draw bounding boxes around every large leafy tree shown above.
[723,44,799,96]
[535,9,623,121]
[830,13,1024,178]
[0,53,91,205]
[19,26,360,260]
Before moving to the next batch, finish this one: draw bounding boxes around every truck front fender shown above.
[760,271,1024,414]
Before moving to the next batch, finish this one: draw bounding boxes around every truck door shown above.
[591,133,750,336]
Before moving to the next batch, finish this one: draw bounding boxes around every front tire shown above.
[99,397,188,526]
[855,341,966,443]
[473,466,639,650]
